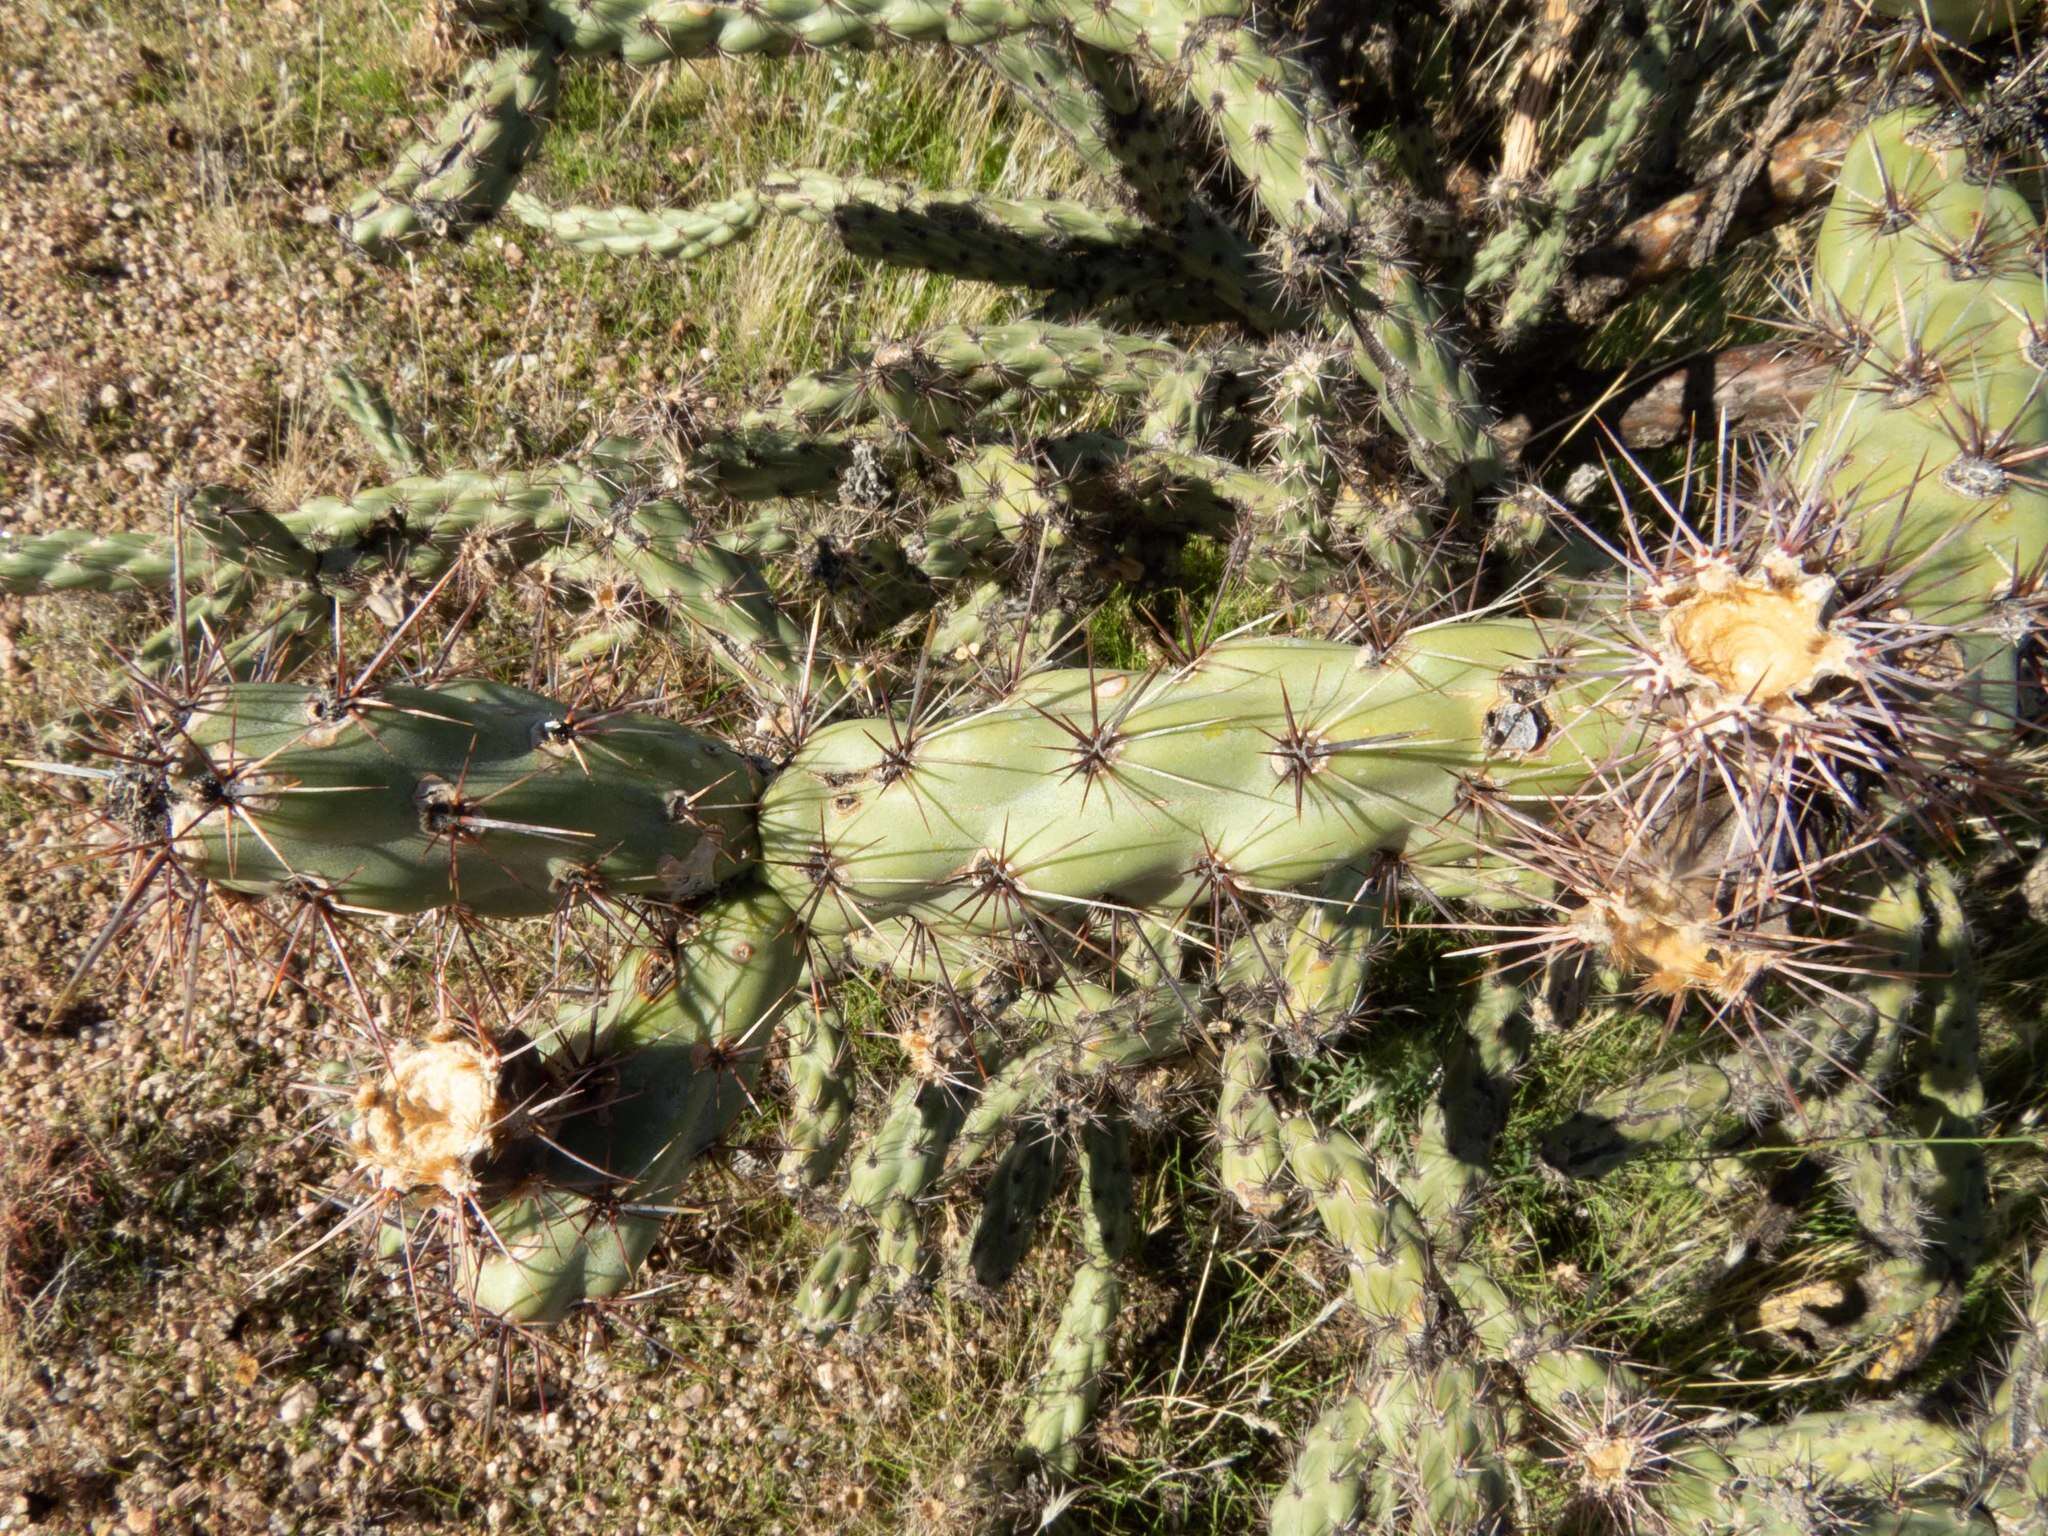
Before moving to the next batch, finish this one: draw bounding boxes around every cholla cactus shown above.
[19,1,2048,1530]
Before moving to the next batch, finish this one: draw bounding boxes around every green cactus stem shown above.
[980,32,1296,332]
[965,1130,1065,1290]
[1979,1244,2048,1532]
[1406,973,1528,1233]
[1217,1034,1288,1220]
[1369,1360,1515,1533]
[1012,1121,1136,1474]
[453,890,804,1321]
[161,680,762,917]
[1281,1116,1434,1339]
[512,172,1263,328]
[798,1063,975,1333]
[1792,107,2048,732]
[341,43,560,258]
[325,368,424,476]
[761,627,1630,940]
[948,984,1191,1175]
[1467,0,1679,340]
[778,996,858,1192]
[505,188,763,260]
[1268,1380,1380,1536]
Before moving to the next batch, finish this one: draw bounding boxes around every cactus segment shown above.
[566,498,822,700]
[978,31,1192,230]
[1980,1245,2048,1531]
[755,323,1194,447]
[165,681,762,916]
[799,1068,972,1333]
[1542,1059,1754,1180]
[181,489,318,587]
[1217,1034,1288,1220]
[1,527,225,597]
[1437,1255,1649,1430]
[927,578,1075,672]
[1166,15,1503,505]
[778,996,858,1191]
[1268,1384,1378,1536]
[966,1130,1065,1289]
[1136,351,1261,456]
[1407,974,1527,1230]
[1244,347,1352,591]
[1793,108,2048,730]
[325,368,424,476]
[1808,869,1988,1377]
[461,890,805,1321]
[1014,1258,1121,1475]
[342,44,560,258]
[1281,1117,1433,1337]
[915,432,1287,589]
[762,628,1631,938]
[949,983,1190,1176]
[1012,1123,1135,1473]
[1717,1408,1975,1493]
[126,585,327,698]
[2,468,600,600]
[514,174,1261,325]
[1273,876,1385,1050]
[1374,1360,1515,1532]
[506,188,762,259]
[981,32,1296,333]
[1467,0,1678,339]
[796,1227,877,1335]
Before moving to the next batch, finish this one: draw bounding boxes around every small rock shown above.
[278,1382,319,1426]
[361,1418,400,1452]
